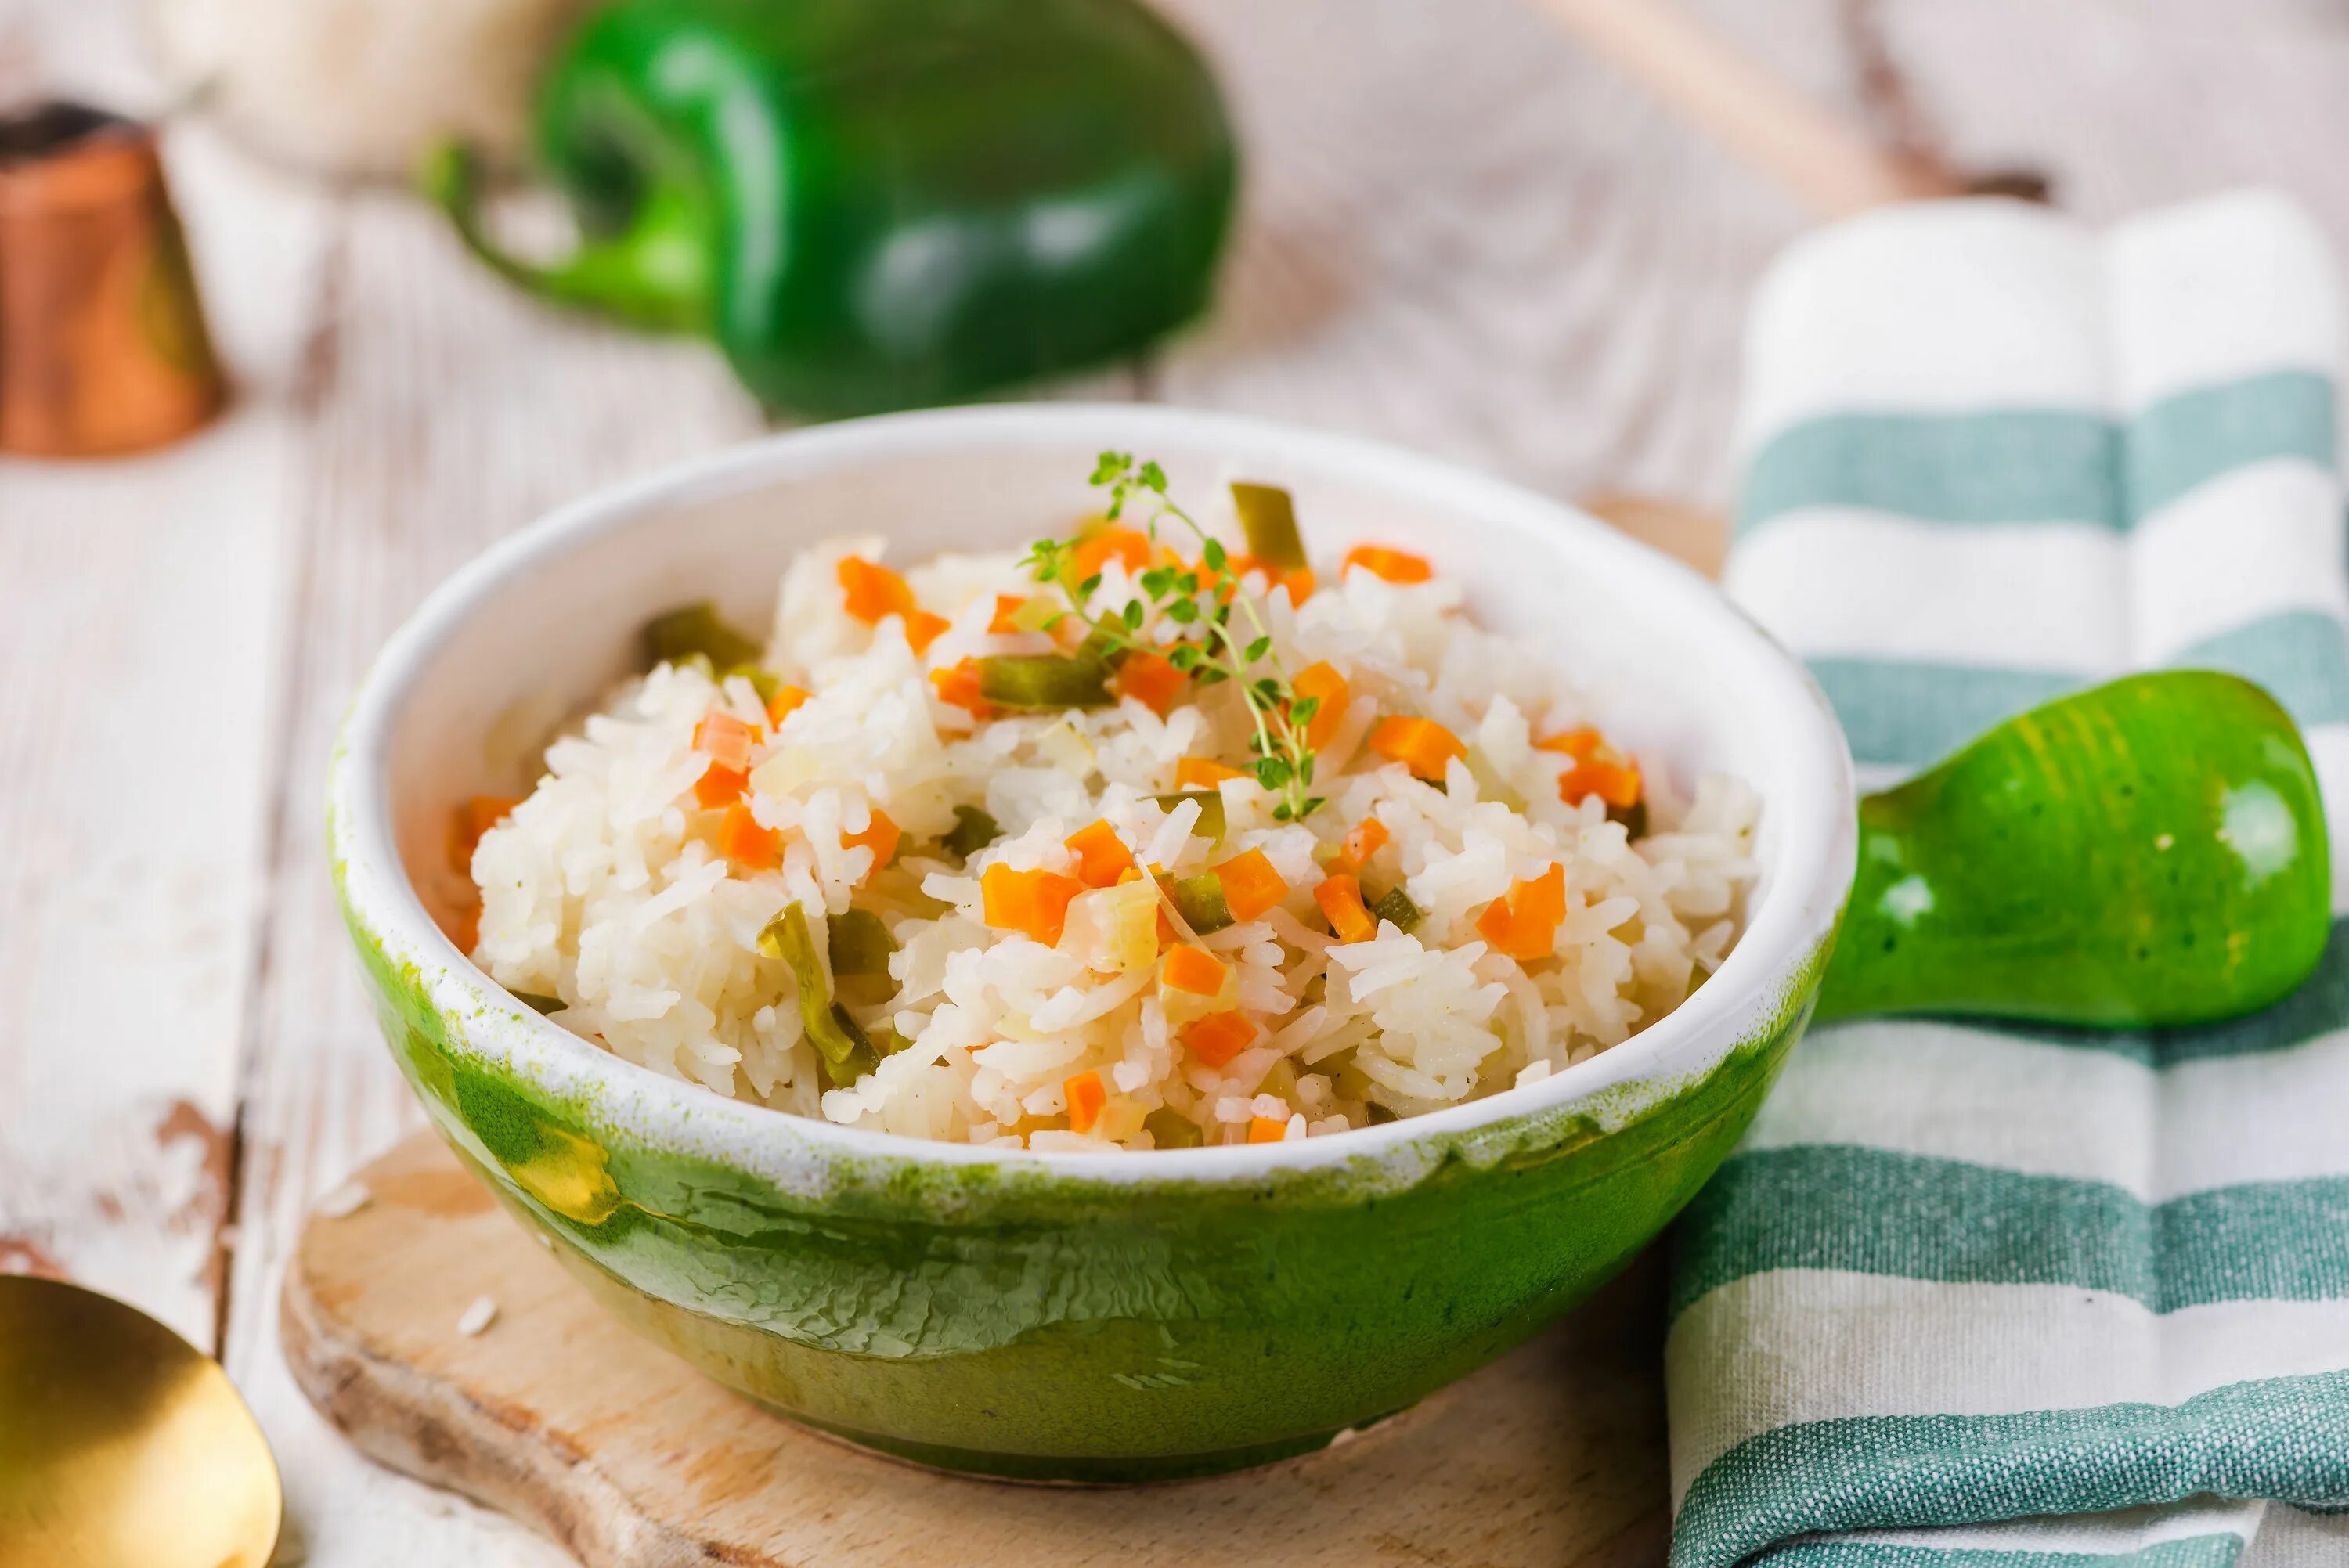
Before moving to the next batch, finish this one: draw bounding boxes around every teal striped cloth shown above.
[1669,191,2349,1568]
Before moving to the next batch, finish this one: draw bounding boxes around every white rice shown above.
[455,1296,499,1337]
[471,523,1759,1151]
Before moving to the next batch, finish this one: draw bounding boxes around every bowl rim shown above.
[331,402,1856,1188]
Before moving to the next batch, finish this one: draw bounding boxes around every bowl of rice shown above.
[331,405,1854,1480]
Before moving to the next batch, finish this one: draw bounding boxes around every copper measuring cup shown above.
[0,101,225,457]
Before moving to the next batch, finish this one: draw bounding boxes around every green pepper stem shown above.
[417,140,712,335]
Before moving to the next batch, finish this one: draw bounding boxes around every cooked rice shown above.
[470,520,1758,1151]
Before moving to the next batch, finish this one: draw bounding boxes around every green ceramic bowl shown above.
[324,407,1882,1480]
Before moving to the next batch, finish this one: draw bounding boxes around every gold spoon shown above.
[0,1274,281,1568]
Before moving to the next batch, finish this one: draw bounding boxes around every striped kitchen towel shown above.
[1669,189,2349,1568]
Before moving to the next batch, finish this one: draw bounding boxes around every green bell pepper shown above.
[757,903,882,1087]
[940,805,1001,861]
[423,0,1237,415]
[1368,885,1423,934]
[1163,871,1232,934]
[976,653,1114,710]
[1149,789,1226,842]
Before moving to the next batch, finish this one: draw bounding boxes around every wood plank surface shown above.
[213,189,767,1566]
[4,0,2348,1561]
[0,5,334,1350]
[1151,0,1813,504]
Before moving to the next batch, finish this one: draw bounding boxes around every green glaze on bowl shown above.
[341,886,1827,1477]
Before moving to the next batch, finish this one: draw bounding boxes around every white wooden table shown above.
[7,0,2349,1559]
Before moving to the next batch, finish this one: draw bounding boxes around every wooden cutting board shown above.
[281,1131,1675,1568]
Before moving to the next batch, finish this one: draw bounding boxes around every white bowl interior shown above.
[359,406,1853,1170]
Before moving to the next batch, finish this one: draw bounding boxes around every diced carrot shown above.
[1519,863,1566,925]
[1315,874,1376,943]
[1115,650,1189,716]
[834,552,944,651]
[1562,758,1642,809]
[1183,1010,1258,1068]
[837,556,917,623]
[1475,901,1533,959]
[694,762,749,809]
[843,809,899,877]
[694,708,760,772]
[1072,526,1153,582]
[931,658,993,719]
[1290,661,1349,748]
[453,795,521,871]
[766,685,810,726]
[1477,864,1568,961]
[1231,557,1316,607]
[1539,726,1641,808]
[1065,820,1137,888]
[1535,725,1604,759]
[980,863,1083,946]
[1248,1115,1290,1144]
[1176,756,1245,788]
[1065,1070,1108,1134]
[1160,945,1229,997]
[907,610,951,654]
[1330,816,1390,874]
[1343,545,1434,584]
[469,796,521,840]
[717,801,779,871]
[1367,716,1466,782]
[989,594,1029,634]
[1212,849,1290,923]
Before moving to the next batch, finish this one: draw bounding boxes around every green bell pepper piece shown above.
[827,908,897,976]
[643,600,763,671]
[941,805,1000,861]
[977,654,1113,710]
[727,664,782,705]
[1164,871,1232,934]
[757,903,880,1087]
[1143,1107,1204,1149]
[1229,482,1304,569]
[1149,790,1226,842]
[1368,886,1423,933]
[423,0,1237,416]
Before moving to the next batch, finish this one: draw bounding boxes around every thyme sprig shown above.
[1019,453,1326,821]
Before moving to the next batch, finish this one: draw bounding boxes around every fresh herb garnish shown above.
[1020,453,1326,821]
